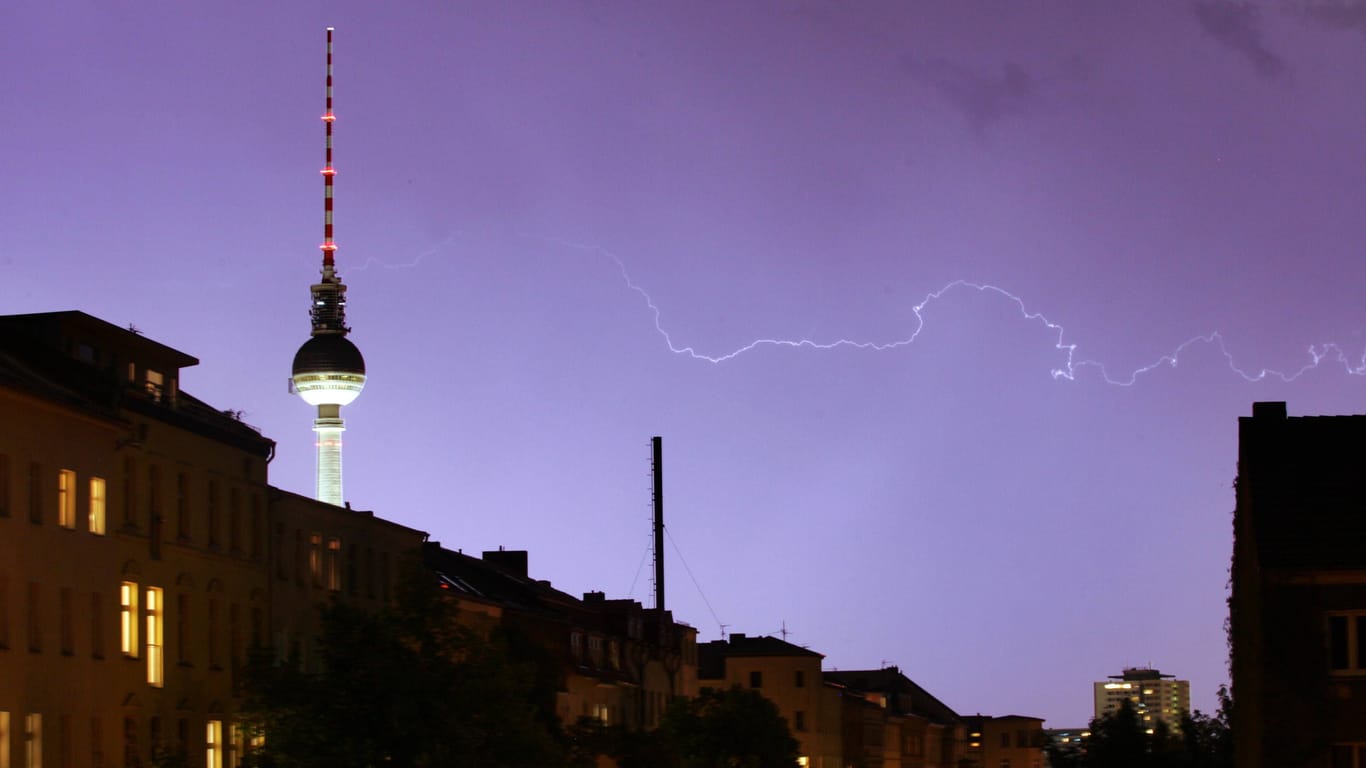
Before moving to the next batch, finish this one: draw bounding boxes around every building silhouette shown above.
[1231,401,1366,767]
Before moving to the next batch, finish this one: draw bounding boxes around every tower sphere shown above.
[291,334,366,406]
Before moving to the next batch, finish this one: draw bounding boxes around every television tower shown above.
[291,27,366,506]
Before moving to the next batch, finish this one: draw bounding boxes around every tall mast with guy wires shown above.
[291,27,366,506]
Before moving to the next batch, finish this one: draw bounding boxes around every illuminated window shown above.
[0,711,9,768]
[1329,612,1366,674]
[119,582,138,656]
[206,720,223,768]
[57,470,76,529]
[145,369,164,401]
[325,538,341,591]
[88,478,106,535]
[24,713,41,768]
[145,587,163,686]
[309,534,322,586]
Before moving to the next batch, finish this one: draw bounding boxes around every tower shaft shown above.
[314,405,345,506]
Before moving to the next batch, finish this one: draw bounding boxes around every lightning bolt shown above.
[528,235,1366,387]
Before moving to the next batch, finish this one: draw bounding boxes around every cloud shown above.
[899,56,1035,133]
[1301,4,1366,36]
[1192,2,1286,78]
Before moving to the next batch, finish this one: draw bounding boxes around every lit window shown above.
[325,538,341,591]
[145,587,163,686]
[57,470,76,529]
[120,582,138,656]
[0,711,9,768]
[88,478,106,535]
[1328,612,1366,674]
[206,720,223,768]
[24,714,40,768]
[145,370,164,401]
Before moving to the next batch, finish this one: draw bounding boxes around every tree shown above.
[1044,689,1233,768]
[659,686,801,768]
[238,563,565,768]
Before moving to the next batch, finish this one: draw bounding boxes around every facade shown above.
[0,312,426,768]
[699,634,842,768]
[424,544,698,732]
[1231,401,1366,767]
[824,667,966,768]
[1092,667,1189,732]
[0,312,276,768]
[961,714,1045,768]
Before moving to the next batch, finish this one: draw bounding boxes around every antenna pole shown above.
[652,436,665,614]
[321,27,337,270]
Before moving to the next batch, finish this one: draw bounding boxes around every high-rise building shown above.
[1093,667,1189,732]
[290,27,366,507]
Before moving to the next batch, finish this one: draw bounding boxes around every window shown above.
[145,587,163,686]
[90,593,104,659]
[58,589,72,656]
[119,583,138,656]
[249,495,262,559]
[0,711,9,768]
[750,671,762,688]
[206,481,220,549]
[175,473,189,541]
[57,470,76,529]
[795,670,805,687]
[325,539,341,591]
[228,489,241,555]
[1332,744,1366,768]
[206,721,223,768]
[208,597,221,670]
[28,462,41,524]
[0,572,9,650]
[144,369,164,401]
[57,716,69,768]
[1328,612,1366,674]
[0,453,10,517]
[1001,732,1011,748]
[24,714,41,768]
[121,458,136,529]
[26,583,40,653]
[88,478,105,535]
[176,594,190,666]
[308,534,322,587]
[794,711,806,732]
[146,466,162,558]
[89,718,102,768]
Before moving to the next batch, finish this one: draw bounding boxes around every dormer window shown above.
[145,370,164,402]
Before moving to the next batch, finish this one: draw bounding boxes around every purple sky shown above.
[4,0,1364,726]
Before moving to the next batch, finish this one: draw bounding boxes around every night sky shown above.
[4,1,1364,727]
